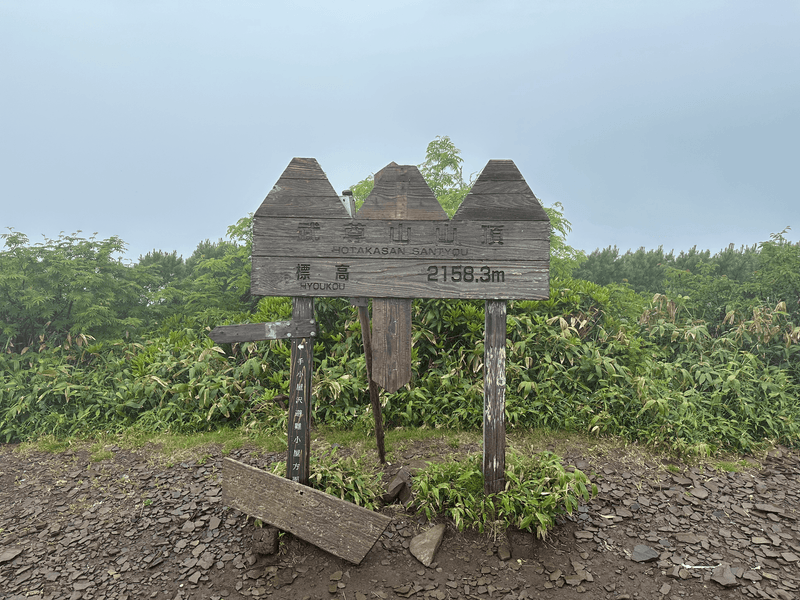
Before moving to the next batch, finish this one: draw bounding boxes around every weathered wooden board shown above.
[356,303,386,462]
[251,258,549,299]
[223,457,391,564]
[483,299,507,495]
[252,219,549,260]
[208,319,317,343]
[253,158,350,220]
[287,298,313,484]
[371,298,413,393]
[356,163,450,221]
[249,158,549,300]
[453,160,549,222]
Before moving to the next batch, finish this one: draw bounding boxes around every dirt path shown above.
[0,440,798,600]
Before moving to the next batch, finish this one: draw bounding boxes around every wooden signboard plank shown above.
[252,219,549,260]
[251,258,548,299]
[371,298,412,393]
[453,159,549,223]
[483,299,507,495]
[288,298,313,485]
[208,319,317,344]
[356,163,450,221]
[222,457,391,564]
[254,158,350,220]
[356,302,386,463]
[354,163,449,392]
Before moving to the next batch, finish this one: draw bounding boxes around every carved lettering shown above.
[297,222,321,241]
[482,225,505,246]
[343,222,366,242]
[426,265,506,284]
[436,224,457,244]
[299,282,347,291]
[390,225,410,244]
[332,246,407,256]
[335,264,350,281]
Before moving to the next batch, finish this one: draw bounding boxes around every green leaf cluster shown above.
[410,451,595,538]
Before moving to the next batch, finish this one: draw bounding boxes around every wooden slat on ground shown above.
[222,457,391,564]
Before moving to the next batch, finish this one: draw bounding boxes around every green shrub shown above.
[410,451,595,538]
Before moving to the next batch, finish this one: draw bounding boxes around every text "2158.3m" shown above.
[426,265,505,283]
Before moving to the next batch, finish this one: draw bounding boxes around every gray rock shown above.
[409,524,446,567]
[382,467,412,505]
[251,526,278,555]
[711,564,739,587]
[0,547,22,563]
[631,544,659,563]
[497,544,511,561]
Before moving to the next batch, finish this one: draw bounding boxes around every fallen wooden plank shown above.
[222,457,391,565]
[208,320,317,343]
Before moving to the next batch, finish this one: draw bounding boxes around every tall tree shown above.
[0,229,144,350]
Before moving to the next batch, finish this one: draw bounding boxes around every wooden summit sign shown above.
[243,157,550,495]
[251,160,550,300]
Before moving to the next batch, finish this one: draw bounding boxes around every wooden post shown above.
[483,299,507,495]
[356,302,386,463]
[288,297,314,485]
[371,297,413,393]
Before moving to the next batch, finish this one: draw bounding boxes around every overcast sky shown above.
[2,1,798,263]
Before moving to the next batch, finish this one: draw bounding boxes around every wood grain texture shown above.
[356,164,449,221]
[483,299,507,495]
[254,157,349,219]
[357,304,386,462]
[251,258,549,299]
[252,218,549,261]
[452,196,550,222]
[208,320,317,343]
[475,159,526,181]
[371,298,412,393]
[288,298,313,485]
[222,457,391,564]
[454,160,549,222]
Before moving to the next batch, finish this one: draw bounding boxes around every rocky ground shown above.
[0,438,798,600]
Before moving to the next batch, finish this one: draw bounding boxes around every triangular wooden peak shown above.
[453,159,549,222]
[356,163,449,221]
[255,157,349,219]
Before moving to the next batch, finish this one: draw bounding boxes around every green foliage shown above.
[0,229,145,350]
[410,451,595,538]
[271,448,383,510]
[3,138,799,460]
[417,135,473,217]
